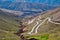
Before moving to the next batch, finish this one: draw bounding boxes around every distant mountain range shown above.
[0,1,58,17]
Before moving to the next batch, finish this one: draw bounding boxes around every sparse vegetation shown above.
[23,8,60,40]
[0,10,21,40]
[0,6,60,40]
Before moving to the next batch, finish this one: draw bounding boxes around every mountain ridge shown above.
[0,1,57,17]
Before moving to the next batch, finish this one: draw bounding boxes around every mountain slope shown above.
[0,9,21,40]
[0,9,21,32]
[23,7,60,40]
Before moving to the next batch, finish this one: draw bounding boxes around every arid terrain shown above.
[0,0,60,40]
[21,7,60,40]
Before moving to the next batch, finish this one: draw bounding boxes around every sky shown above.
[0,0,60,6]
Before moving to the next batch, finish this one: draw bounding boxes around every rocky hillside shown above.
[0,7,60,40]
[23,7,60,40]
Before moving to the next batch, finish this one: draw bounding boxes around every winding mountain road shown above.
[28,22,39,34]
[28,18,36,24]
[48,18,60,24]
[35,17,48,33]
[27,17,60,35]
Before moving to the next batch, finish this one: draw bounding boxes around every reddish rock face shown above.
[14,21,28,40]
[15,27,27,40]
